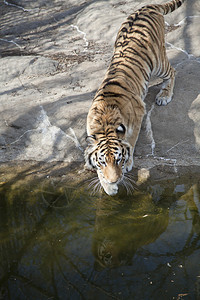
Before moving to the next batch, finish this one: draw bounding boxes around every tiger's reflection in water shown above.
[92,181,200,273]
[92,192,169,270]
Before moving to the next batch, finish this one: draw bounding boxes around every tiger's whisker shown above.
[122,176,135,195]
[88,178,99,188]
[122,179,131,195]
[124,174,138,190]
[84,177,96,184]
[126,180,135,194]
[89,179,102,196]
[124,173,137,182]
[86,176,98,183]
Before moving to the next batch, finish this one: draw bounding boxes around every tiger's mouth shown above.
[101,181,119,196]
[97,171,120,196]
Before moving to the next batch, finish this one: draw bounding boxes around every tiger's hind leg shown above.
[156,61,175,106]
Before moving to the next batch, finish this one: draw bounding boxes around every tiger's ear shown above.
[86,135,96,144]
[116,124,126,135]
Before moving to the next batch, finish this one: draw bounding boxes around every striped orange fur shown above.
[85,0,185,196]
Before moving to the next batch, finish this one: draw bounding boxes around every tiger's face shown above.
[85,124,133,195]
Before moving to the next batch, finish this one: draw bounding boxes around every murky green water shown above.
[1,174,200,300]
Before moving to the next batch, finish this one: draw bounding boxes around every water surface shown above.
[0,173,200,299]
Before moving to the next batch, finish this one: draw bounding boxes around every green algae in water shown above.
[0,176,200,299]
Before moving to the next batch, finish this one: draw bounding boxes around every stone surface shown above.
[0,0,200,178]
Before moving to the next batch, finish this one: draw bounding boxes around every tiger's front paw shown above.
[156,90,172,106]
[125,158,134,172]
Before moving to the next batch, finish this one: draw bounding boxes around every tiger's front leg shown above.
[156,64,175,106]
[125,148,134,172]
[126,108,145,171]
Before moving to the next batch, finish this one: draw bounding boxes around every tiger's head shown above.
[85,123,133,196]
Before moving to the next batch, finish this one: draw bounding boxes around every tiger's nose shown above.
[104,164,122,184]
[106,174,121,184]
[107,178,118,184]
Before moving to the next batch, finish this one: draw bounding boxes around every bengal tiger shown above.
[85,0,185,196]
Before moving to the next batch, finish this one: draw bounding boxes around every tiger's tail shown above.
[157,0,185,15]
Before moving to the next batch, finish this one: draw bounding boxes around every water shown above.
[0,173,200,300]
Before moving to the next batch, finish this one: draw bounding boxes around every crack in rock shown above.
[0,38,22,49]
[8,129,36,146]
[174,15,200,27]
[5,106,83,161]
[36,106,83,152]
[166,139,190,153]
[70,25,89,51]
[145,104,177,172]
[166,15,200,66]
[153,156,177,173]
[166,42,195,60]
[4,0,36,12]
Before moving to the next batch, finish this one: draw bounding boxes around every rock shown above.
[0,0,200,175]
[137,168,150,185]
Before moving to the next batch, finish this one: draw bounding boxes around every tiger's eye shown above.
[116,124,126,134]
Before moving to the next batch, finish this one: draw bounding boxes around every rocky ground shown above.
[0,0,200,182]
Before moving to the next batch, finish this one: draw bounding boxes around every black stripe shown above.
[106,136,118,140]
[124,47,153,71]
[122,58,150,82]
[94,92,129,102]
[110,60,121,67]
[92,97,105,102]
[127,12,139,23]
[106,129,115,135]
[131,29,147,38]
[147,40,159,65]
[98,141,107,148]
[177,1,182,8]
[120,61,149,81]
[91,106,104,114]
[102,92,125,98]
[108,69,117,76]
[142,51,153,72]
[136,16,157,31]
[88,153,92,165]
[121,27,128,32]
[165,4,170,14]
[147,27,158,43]
[116,40,129,47]
[129,32,159,64]
[115,66,143,91]
[145,5,157,11]
[94,118,101,125]
[140,7,157,13]
[132,11,161,43]
[136,21,158,43]
[111,146,120,151]
[127,38,148,50]
[140,67,150,81]
[140,15,161,41]
[122,54,144,68]
[103,80,129,91]
[88,152,94,167]
[107,138,120,142]
[103,73,142,106]
[135,23,149,29]
[124,53,152,71]
[160,64,171,79]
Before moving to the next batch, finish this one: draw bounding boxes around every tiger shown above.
[85,0,185,196]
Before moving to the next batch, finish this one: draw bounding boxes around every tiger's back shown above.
[85,0,185,196]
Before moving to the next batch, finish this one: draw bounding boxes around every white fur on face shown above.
[97,171,119,196]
